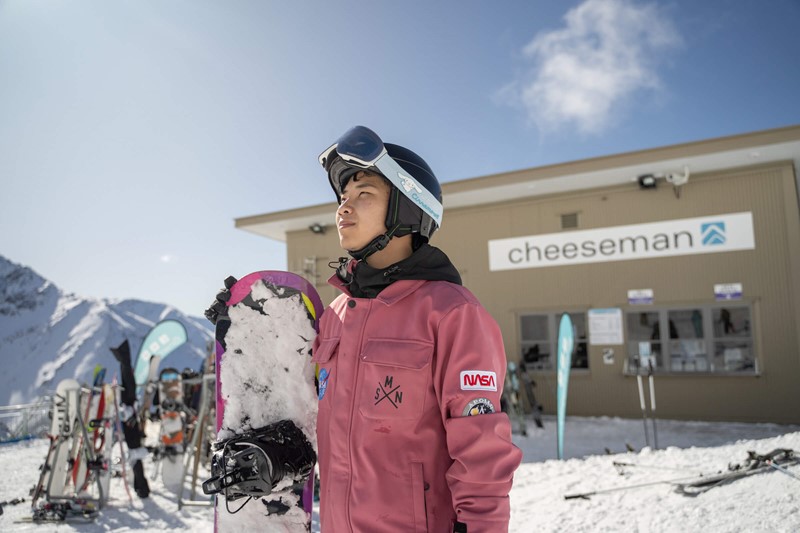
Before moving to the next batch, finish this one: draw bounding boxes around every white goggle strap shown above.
[373,153,443,227]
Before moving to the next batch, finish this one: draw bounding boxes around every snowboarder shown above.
[313,126,521,532]
[206,125,522,532]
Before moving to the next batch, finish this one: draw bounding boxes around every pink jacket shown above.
[313,273,522,532]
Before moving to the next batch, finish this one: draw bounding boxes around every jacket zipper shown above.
[345,298,371,532]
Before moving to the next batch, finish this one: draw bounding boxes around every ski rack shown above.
[33,385,106,518]
[177,372,216,509]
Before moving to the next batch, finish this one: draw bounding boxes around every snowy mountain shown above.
[0,254,213,405]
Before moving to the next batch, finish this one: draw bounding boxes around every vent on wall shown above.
[561,213,579,229]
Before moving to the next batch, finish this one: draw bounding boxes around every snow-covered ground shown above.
[2,415,799,532]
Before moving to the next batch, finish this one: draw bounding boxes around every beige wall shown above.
[287,161,800,424]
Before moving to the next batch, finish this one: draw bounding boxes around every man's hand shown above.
[204,276,238,325]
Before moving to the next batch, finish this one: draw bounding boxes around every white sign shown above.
[714,283,743,301]
[588,308,624,345]
[628,289,654,305]
[488,212,755,271]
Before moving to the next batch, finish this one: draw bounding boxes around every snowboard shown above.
[158,367,186,493]
[47,378,83,500]
[32,378,81,507]
[204,271,323,532]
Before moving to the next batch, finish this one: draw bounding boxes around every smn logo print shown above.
[701,221,726,246]
[374,375,403,409]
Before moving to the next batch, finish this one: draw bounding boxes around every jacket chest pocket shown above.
[312,337,340,408]
[358,339,433,421]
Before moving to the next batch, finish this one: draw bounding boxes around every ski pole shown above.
[635,359,650,448]
[648,360,658,450]
[613,461,704,474]
[767,460,800,482]
[564,474,702,500]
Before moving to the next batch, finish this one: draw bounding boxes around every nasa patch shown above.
[462,398,496,417]
[460,370,497,392]
[318,368,330,401]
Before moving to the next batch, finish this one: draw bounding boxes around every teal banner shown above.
[556,314,574,460]
[134,319,188,392]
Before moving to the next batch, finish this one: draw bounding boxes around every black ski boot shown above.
[202,419,315,502]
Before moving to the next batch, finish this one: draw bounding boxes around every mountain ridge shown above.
[0,254,213,405]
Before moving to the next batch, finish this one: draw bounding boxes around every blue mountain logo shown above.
[701,221,726,245]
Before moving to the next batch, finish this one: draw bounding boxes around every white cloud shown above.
[504,0,681,135]
[160,254,175,263]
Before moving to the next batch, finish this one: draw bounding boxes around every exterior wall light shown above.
[638,174,658,189]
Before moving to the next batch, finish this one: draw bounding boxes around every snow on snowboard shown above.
[203,271,323,532]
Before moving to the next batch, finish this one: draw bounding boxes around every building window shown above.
[521,315,550,370]
[712,307,755,372]
[520,311,588,370]
[627,311,662,369]
[625,305,755,374]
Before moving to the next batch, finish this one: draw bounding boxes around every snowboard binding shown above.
[202,419,316,513]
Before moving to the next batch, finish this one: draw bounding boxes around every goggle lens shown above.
[335,126,385,165]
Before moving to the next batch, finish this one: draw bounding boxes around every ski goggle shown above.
[318,126,443,225]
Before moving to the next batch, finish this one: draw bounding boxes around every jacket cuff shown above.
[453,518,509,533]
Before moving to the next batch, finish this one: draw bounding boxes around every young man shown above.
[314,126,522,532]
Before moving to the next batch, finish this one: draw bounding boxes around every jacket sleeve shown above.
[433,301,523,533]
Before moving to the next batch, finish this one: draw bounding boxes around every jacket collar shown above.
[328,244,462,300]
[328,273,427,307]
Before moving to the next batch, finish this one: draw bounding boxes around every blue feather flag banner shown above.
[133,319,188,393]
[556,313,574,460]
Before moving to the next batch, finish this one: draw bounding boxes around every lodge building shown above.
[236,125,800,424]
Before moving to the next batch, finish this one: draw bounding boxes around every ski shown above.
[110,376,134,504]
[565,448,799,500]
[674,448,799,496]
[517,361,544,429]
[502,361,528,436]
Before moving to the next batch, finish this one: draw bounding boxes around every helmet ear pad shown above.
[386,187,415,236]
[387,187,438,248]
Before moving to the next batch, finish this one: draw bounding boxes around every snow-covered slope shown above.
[0,255,213,405]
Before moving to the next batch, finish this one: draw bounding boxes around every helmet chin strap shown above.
[347,224,400,261]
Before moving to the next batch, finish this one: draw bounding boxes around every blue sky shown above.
[1,0,799,317]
